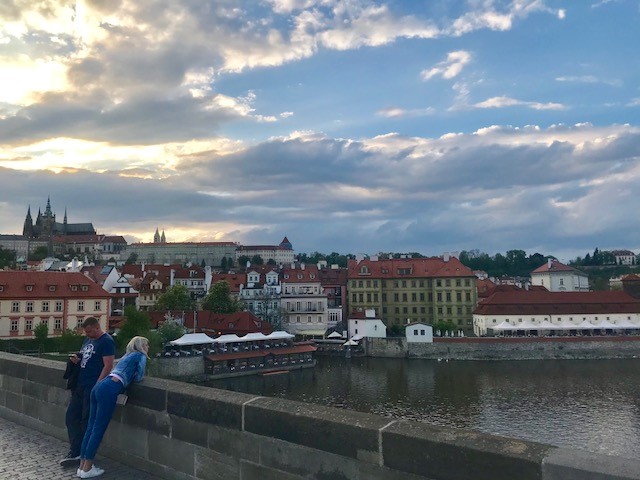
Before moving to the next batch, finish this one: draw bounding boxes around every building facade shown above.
[235,237,295,265]
[473,290,640,336]
[124,241,238,267]
[530,259,589,292]
[347,257,478,332]
[0,271,110,338]
[280,264,332,336]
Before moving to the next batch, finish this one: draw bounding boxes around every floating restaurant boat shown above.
[202,331,317,378]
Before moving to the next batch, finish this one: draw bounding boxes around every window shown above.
[402,293,407,302]
[78,301,85,312]
[55,318,62,330]
[71,285,78,291]
[446,293,451,302]
[26,285,33,291]
[420,329,425,335]
[10,320,18,331]
[307,316,312,323]
[55,301,63,312]
[465,279,470,287]
[366,280,371,287]
[296,316,301,323]
[95,301,101,311]
[445,279,451,287]
[26,301,33,312]
[456,292,462,302]
[466,292,471,302]
[25,319,33,331]
[437,293,442,302]
[414,329,418,335]
[394,293,399,302]
[42,301,50,312]
[437,307,443,314]
[11,302,20,313]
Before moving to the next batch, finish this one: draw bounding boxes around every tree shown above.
[0,246,16,269]
[125,252,138,264]
[238,255,250,269]
[250,254,264,265]
[154,284,194,311]
[266,258,276,265]
[117,306,151,350]
[34,322,49,354]
[59,328,82,353]
[220,257,228,271]
[202,281,243,313]
[31,246,49,261]
[157,318,186,345]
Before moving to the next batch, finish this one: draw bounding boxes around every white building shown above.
[406,322,433,343]
[473,289,640,336]
[348,309,386,339]
[235,237,295,265]
[280,264,332,336]
[239,268,282,326]
[611,250,636,266]
[530,259,589,292]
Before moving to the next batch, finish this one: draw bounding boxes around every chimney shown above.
[547,258,553,269]
[443,252,450,262]
[170,269,175,286]
[301,263,305,270]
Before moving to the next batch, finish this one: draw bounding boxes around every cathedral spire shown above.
[44,196,52,216]
[161,229,166,243]
[154,228,160,243]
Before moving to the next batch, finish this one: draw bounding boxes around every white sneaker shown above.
[79,466,104,478]
[76,467,81,477]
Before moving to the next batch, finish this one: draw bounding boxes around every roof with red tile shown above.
[347,257,475,279]
[146,310,272,335]
[129,241,238,246]
[476,278,497,298]
[622,274,640,282]
[0,271,110,299]
[281,265,321,283]
[474,290,640,316]
[531,259,585,275]
[210,274,244,293]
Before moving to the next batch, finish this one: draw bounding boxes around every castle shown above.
[22,197,96,239]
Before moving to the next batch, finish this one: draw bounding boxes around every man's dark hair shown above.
[82,317,100,328]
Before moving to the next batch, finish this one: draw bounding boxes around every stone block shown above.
[172,415,209,448]
[128,378,169,411]
[255,433,359,479]
[167,383,252,430]
[244,397,387,461]
[195,446,239,480]
[542,448,640,480]
[0,354,27,379]
[207,426,259,463]
[240,460,305,480]
[357,462,434,480]
[5,391,22,413]
[47,384,71,407]
[37,399,66,429]
[149,431,195,476]
[2,375,24,394]
[382,420,551,480]
[119,404,171,437]
[27,361,66,388]
[22,379,49,400]
[102,420,149,459]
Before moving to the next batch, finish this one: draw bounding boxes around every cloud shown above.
[421,50,472,81]
[556,75,622,87]
[376,107,435,118]
[627,98,640,107]
[473,96,566,110]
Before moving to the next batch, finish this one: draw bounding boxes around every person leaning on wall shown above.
[60,317,115,468]
[77,336,150,479]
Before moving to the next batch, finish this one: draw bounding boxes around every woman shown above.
[78,336,149,478]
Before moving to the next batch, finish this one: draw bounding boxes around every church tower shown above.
[154,228,160,243]
[161,230,166,243]
[22,206,34,237]
[63,207,68,235]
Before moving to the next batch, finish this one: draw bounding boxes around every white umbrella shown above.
[343,339,358,346]
[327,331,343,338]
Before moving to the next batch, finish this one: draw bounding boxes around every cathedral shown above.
[22,197,96,239]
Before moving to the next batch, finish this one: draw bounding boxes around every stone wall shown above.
[1,352,638,480]
[365,336,640,360]
[149,356,205,379]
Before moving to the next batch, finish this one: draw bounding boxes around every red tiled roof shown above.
[146,310,273,335]
[622,274,640,282]
[0,271,110,299]
[531,260,584,274]
[281,265,321,283]
[474,290,640,316]
[210,274,244,293]
[129,241,237,246]
[347,257,475,279]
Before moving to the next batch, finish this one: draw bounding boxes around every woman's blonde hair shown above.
[126,336,150,358]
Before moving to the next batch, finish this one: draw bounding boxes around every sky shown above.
[0,0,639,261]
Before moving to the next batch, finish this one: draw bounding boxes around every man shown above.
[60,317,115,467]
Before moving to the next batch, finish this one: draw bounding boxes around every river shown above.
[207,356,640,459]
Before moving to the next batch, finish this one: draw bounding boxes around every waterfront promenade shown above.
[0,416,160,480]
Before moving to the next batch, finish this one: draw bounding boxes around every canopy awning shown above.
[211,331,294,344]
[169,333,215,346]
[327,331,343,339]
[489,321,516,331]
[612,319,640,329]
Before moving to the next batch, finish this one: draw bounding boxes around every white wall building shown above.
[280,264,331,336]
[530,259,589,292]
[406,322,433,343]
[611,250,636,266]
[348,309,387,339]
[473,290,640,336]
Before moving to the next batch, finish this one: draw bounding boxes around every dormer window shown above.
[0,285,4,292]
[70,285,78,291]
[81,285,89,292]
[26,285,33,292]
[284,274,289,279]
[360,265,369,275]
[297,274,303,279]
[310,274,315,279]
[49,285,56,292]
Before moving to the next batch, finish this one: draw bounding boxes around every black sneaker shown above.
[59,453,81,467]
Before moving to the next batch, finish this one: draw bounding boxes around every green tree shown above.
[250,254,264,265]
[238,255,250,269]
[117,306,151,349]
[0,246,16,269]
[34,322,49,354]
[154,284,194,311]
[157,319,186,345]
[59,328,82,353]
[266,258,276,265]
[220,257,228,271]
[31,246,49,261]
[202,281,243,313]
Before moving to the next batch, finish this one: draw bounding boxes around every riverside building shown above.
[347,256,477,332]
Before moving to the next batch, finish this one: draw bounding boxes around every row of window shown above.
[487,315,633,324]
[9,317,83,332]
[284,315,324,323]
[351,278,472,289]
[351,291,473,304]
[8,300,102,313]
[381,305,472,315]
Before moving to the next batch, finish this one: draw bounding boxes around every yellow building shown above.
[347,256,477,332]
[0,271,110,338]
